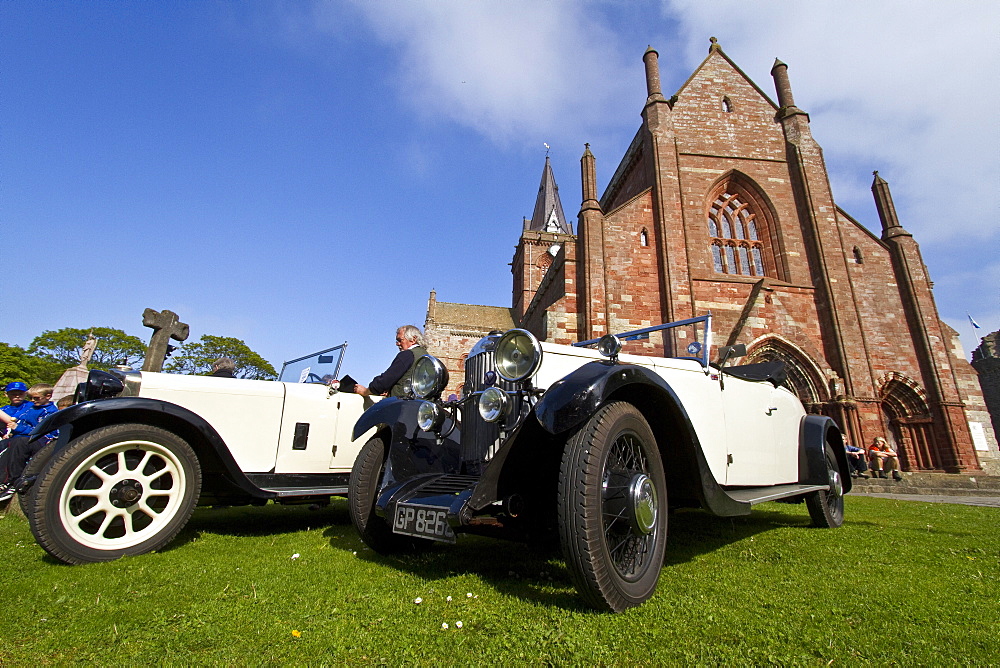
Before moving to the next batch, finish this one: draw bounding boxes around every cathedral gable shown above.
[671,51,786,161]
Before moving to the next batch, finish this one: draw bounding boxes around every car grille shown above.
[461,346,522,474]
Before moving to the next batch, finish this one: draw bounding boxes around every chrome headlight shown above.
[598,334,622,358]
[494,329,542,382]
[478,386,508,423]
[412,355,449,399]
[416,401,442,432]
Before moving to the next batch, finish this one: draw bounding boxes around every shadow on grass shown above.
[336,503,814,611]
[164,499,355,553]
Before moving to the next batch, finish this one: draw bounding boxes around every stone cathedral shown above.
[424,40,998,475]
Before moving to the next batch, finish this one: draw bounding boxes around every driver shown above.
[353,325,429,398]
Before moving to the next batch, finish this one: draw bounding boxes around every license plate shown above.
[392,503,456,543]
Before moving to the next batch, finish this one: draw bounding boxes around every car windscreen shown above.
[278,343,347,383]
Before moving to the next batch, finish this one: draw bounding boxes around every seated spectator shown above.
[209,357,236,378]
[868,436,902,481]
[844,441,869,478]
[1,381,30,439]
[0,383,60,502]
[56,395,75,410]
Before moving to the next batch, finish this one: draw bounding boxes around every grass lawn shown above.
[0,495,997,665]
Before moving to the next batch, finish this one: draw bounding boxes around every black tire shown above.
[806,443,845,528]
[28,423,201,564]
[349,436,427,554]
[18,440,58,517]
[557,402,668,612]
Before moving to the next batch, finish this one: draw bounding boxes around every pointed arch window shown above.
[708,190,771,277]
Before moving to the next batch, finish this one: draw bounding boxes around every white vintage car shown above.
[17,343,377,565]
[348,315,849,612]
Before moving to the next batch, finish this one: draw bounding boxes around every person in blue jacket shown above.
[0,383,60,502]
[1,381,30,438]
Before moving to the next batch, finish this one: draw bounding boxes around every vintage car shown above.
[348,315,849,612]
[15,343,378,565]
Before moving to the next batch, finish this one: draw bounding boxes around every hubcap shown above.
[628,474,657,535]
[109,479,144,508]
[601,431,657,579]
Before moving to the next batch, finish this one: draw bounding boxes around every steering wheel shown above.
[306,373,326,384]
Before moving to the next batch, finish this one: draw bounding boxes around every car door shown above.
[721,374,780,486]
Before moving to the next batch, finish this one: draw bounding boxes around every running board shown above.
[723,483,828,505]
[261,486,349,498]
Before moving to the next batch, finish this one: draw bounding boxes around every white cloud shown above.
[335,0,634,145]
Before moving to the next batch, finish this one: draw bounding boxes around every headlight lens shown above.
[416,401,441,432]
[598,334,622,358]
[478,386,508,423]
[494,329,542,382]
[411,355,449,399]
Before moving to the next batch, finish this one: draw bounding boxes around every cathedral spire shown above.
[528,155,572,235]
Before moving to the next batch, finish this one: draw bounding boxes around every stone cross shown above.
[141,308,190,372]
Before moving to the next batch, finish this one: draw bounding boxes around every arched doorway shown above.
[745,338,826,414]
[880,375,940,471]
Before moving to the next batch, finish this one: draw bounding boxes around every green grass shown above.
[1,496,997,665]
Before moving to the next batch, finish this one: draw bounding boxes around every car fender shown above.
[535,361,685,435]
[352,398,462,511]
[23,397,271,499]
[352,397,407,441]
[534,361,750,516]
[799,414,851,493]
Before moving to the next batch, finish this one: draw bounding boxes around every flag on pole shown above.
[968,313,981,329]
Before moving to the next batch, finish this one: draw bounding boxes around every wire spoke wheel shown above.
[29,424,201,564]
[558,402,667,612]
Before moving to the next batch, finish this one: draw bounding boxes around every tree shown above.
[164,335,277,380]
[0,343,64,404]
[28,327,146,370]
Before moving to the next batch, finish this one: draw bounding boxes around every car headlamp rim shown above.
[478,386,508,423]
[416,401,441,432]
[494,328,543,382]
[598,334,623,358]
[411,355,449,399]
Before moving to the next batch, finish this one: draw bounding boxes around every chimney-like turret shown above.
[581,143,598,208]
[872,170,911,239]
[770,58,808,119]
[643,46,665,103]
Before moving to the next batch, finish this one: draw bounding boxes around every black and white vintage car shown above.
[348,315,849,612]
[16,343,379,565]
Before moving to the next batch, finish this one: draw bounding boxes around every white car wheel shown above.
[29,424,201,564]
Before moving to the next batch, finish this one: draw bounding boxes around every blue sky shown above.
[3,1,997,384]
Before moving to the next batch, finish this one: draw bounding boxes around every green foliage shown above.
[0,496,997,664]
[28,327,145,370]
[164,335,277,380]
[0,343,64,399]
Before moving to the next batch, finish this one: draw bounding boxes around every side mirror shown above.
[717,344,747,367]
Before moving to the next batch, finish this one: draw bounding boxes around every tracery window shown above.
[708,191,767,277]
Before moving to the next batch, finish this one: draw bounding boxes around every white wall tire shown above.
[28,424,201,564]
